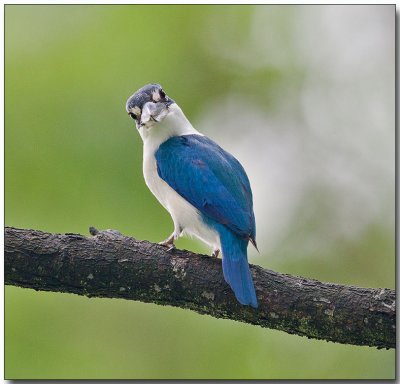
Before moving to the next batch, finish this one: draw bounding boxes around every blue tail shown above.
[220,228,258,308]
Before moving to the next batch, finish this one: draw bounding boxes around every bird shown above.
[125,83,258,308]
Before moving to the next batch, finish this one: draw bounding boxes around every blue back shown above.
[155,134,256,241]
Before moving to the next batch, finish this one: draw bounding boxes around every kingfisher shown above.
[126,83,258,308]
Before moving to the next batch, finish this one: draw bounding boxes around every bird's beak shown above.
[138,116,156,129]
[140,100,171,128]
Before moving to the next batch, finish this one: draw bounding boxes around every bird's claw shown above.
[211,249,220,258]
[159,235,176,252]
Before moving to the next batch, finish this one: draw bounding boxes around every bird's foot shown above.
[159,233,176,252]
[164,243,176,252]
[211,249,220,258]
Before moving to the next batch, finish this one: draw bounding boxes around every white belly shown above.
[143,149,220,249]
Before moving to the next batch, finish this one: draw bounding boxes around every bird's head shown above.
[125,83,175,131]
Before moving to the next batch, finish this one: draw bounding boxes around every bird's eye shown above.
[129,112,137,120]
[159,89,166,99]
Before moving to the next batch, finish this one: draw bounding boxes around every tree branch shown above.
[5,226,395,349]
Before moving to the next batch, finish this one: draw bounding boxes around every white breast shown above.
[140,105,220,250]
[143,144,219,248]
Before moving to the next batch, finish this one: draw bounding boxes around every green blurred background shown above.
[5,4,395,379]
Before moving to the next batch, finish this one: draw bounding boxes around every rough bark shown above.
[4,226,395,349]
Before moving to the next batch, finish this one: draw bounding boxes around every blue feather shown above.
[156,134,256,240]
[219,225,258,308]
[156,134,258,307]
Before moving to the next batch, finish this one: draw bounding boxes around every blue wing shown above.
[155,134,256,241]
